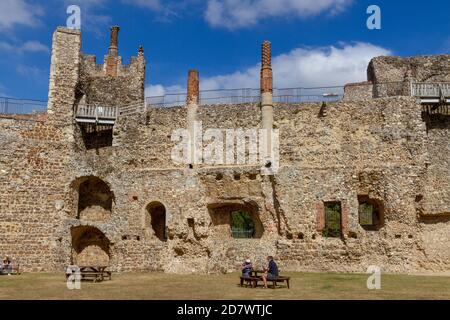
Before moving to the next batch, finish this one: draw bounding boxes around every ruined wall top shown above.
[368,54,450,83]
[77,26,146,106]
[81,26,145,79]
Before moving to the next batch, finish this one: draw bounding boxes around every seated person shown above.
[241,259,253,277]
[262,256,279,288]
[2,257,12,275]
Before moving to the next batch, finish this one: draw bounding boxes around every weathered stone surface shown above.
[0,27,449,274]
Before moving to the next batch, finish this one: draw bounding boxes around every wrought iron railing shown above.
[0,97,47,114]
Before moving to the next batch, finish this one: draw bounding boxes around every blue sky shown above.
[0,0,449,100]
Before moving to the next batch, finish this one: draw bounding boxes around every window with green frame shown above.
[323,202,342,238]
[230,210,255,239]
[358,197,383,231]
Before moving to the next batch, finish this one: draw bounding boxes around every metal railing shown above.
[411,82,450,98]
[231,228,255,239]
[75,105,119,120]
[274,86,343,103]
[0,97,47,114]
[3,82,450,115]
[146,86,345,108]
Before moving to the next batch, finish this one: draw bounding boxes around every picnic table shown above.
[239,270,290,289]
[66,266,112,283]
[0,261,20,275]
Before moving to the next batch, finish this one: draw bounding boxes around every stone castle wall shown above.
[0,27,449,274]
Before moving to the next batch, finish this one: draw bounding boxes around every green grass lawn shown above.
[1,272,450,300]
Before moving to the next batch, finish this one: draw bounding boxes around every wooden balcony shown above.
[411,83,450,104]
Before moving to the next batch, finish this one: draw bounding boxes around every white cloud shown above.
[0,40,50,54]
[20,41,50,53]
[0,0,44,30]
[121,0,179,22]
[121,0,162,11]
[205,0,353,29]
[145,84,185,97]
[60,0,107,8]
[16,64,48,82]
[146,42,391,95]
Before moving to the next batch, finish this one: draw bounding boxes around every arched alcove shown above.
[71,176,114,222]
[146,202,167,242]
[71,226,110,266]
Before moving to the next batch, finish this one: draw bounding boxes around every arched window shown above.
[75,176,113,222]
[146,202,167,242]
[358,196,384,231]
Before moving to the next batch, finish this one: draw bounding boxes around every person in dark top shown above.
[262,256,279,288]
[241,259,253,278]
[2,257,12,275]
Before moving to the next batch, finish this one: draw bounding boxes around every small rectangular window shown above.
[359,203,374,226]
[324,202,342,238]
[358,196,383,231]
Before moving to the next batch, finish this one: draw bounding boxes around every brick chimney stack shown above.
[187,69,200,106]
[105,26,121,77]
[109,26,120,57]
[186,70,200,166]
[261,41,273,94]
[260,41,274,172]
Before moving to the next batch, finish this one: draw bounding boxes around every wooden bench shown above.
[240,275,291,289]
[80,271,104,283]
[267,276,290,289]
[102,270,112,281]
[0,262,20,275]
[240,276,261,288]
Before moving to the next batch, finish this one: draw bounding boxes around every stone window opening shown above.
[72,176,114,222]
[146,202,167,242]
[323,202,342,238]
[208,202,264,239]
[358,196,384,231]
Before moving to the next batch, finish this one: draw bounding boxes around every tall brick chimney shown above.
[261,41,273,94]
[260,41,274,168]
[187,70,200,165]
[187,69,200,106]
[105,26,120,77]
[109,26,120,56]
